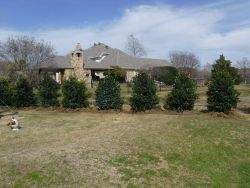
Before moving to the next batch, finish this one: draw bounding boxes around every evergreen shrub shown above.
[130,72,159,112]
[38,75,60,107]
[62,76,90,108]
[164,71,198,111]
[95,76,123,110]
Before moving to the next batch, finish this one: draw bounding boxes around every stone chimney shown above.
[69,43,91,84]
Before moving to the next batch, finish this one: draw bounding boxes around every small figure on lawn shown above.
[7,116,21,130]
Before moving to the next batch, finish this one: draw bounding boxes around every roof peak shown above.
[93,42,111,49]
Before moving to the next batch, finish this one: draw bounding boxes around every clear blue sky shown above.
[0,0,250,64]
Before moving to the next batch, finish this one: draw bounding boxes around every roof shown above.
[39,43,170,70]
[39,55,73,69]
[83,43,170,70]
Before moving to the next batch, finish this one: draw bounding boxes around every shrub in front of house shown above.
[62,76,90,109]
[13,78,36,107]
[95,75,123,110]
[0,77,14,106]
[212,54,242,85]
[164,71,198,111]
[207,70,239,113]
[207,55,240,113]
[130,72,159,112]
[38,75,60,107]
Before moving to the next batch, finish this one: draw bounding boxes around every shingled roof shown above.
[39,55,73,69]
[83,43,170,70]
[39,43,170,70]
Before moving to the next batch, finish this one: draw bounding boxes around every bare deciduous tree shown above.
[169,51,200,77]
[0,61,9,77]
[237,58,250,84]
[0,35,55,85]
[202,62,212,81]
[169,51,200,69]
[126,34,147,57]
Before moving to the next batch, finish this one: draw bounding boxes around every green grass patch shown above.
[142,169,157,180]
[159,169,170,177]
[137,152,161,164]
[13,183,24,188]
[26,171,44,182]
[127,183,140,188]
[121,168,138,181]
[165,152,183,163]
[111,155,136,167]
[237,162,250,187]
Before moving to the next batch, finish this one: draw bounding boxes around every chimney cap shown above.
[76,43,82,50]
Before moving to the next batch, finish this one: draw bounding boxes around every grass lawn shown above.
[0,110,250,187]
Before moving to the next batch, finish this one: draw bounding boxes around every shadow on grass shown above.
[239,107,250,114]
[199,109,209,113]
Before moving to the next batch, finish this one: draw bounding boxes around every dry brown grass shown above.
[0,111,177,187]
[0,109,250,187]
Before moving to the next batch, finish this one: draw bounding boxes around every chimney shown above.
[76,43,82,50]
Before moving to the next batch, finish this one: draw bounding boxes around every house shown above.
[38,42,170,85]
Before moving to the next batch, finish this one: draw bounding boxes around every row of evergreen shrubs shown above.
[0,55,239,113]
[38,76,91,108]
[95,54,239,113]
[0,75,90,109]
[0,77,38,107]
[0,72,192,111]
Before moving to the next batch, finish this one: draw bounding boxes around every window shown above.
[76,53,81,58]
[89,53,110,63]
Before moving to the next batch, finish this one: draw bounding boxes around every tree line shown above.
[0,54,240,114]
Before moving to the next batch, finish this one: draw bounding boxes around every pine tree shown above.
[130,72,159,112]
[62,76,90,109]
[14,78,36,107]
[95,76,123,110]
[38,75,60,107]
[207,70,239,113]
[164,71,197,111]
[212,55,242,85]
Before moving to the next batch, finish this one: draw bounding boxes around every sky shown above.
[0,0,250,65]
